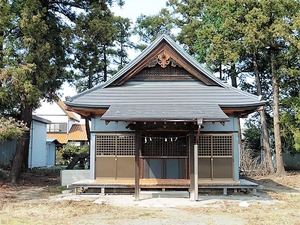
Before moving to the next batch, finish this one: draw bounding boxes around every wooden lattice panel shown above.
[116,135,135,156]
[197,135,212,156]
[96,134,135,156]
[212,135,233,156]
[196,134,233,157]
[142,136,187,156]
[96,135,115,156]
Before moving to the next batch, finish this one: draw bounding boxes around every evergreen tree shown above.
[112,16,132,69]
[1,0,125,183]
[71,5,132,146]
[72,7,132,92]
[134,8,173,50]
[9,0,71,182]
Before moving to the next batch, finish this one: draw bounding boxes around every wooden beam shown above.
[134,128,140,200]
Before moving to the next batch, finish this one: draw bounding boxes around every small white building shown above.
[28,116,56,168]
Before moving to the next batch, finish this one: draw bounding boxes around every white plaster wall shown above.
[34,101,66,117]
[38,115,69,123]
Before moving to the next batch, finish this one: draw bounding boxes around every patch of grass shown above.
[0,217,25,225]
[138,212,152,217]
[44,185,68,195]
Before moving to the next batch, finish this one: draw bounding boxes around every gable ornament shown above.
[157,50,170,68]
[147,49,181,68]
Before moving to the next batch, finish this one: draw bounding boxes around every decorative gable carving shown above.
[110,40,219,86]
[130,64,197,82]
[157,50,170,68]
[148,49,181,68]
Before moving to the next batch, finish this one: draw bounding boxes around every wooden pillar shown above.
[134,128,140,200]
[194,144,198,201]
[189,131,195,199]
[193,119,202,201]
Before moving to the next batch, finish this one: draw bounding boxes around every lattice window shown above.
[196,134,233,157]
[116,135,135,156]
[142,136,187,156]
[212,135,232,156]
[197,135,212,156]
[96,135,115,155]
[96,134,135,156]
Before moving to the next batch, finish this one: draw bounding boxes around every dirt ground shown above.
[0,170,300,225]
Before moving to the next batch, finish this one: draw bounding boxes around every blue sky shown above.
[112,0,167,23]
[112,0,168,59]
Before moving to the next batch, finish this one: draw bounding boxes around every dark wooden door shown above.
[143,158,186,179]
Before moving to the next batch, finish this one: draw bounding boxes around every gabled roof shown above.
[103,34,223,87]
[47,133,68,144]
[47,124,87,144]
[56,98,80,122]
[65,34,265,122]
[68,124,87,141]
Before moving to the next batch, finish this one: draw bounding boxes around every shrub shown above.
[0,116,29,142]
[57,145,88,165]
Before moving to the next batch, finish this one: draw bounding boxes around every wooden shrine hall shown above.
[65,34,263,199]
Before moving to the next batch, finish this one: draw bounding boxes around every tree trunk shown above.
[10,105,33,184]
[270,50,285,176]
[230,64,237,88]
[85,118,90,144]
[253,53,275,173]
[0,29,4,69]
[219,63,222,80]
[86,68,92,144]
[103,45,107,82]
[120,42,124,67]
[66,152,89,169]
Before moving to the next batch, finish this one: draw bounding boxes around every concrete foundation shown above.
[60,169,90,186]
[140,190,189,199]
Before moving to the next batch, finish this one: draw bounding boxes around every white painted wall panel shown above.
[29,120,47,168]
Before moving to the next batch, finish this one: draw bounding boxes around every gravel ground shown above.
[1,171,300,225]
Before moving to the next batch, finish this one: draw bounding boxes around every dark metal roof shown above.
[66,82,264,109]
[101,104,229,122]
